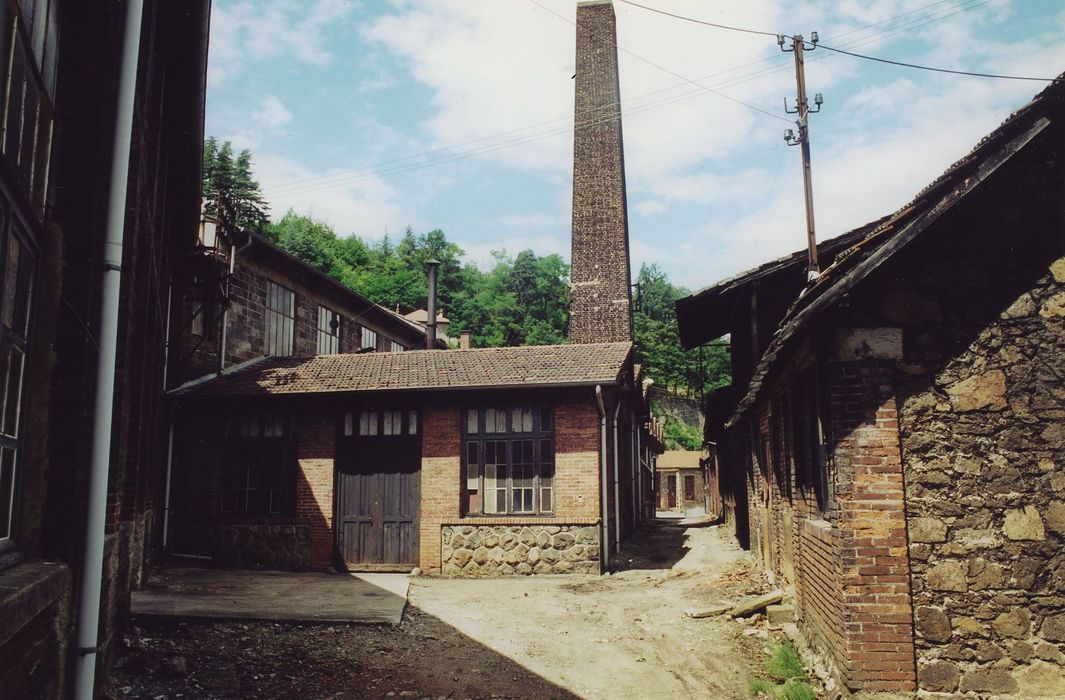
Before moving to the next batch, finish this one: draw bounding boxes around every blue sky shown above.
[206,0,1065,291]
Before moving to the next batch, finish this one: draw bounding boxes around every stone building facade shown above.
[569,0,633,345]
[0,2,210,697]
[170,229,432,388]
[677,78,1065,696]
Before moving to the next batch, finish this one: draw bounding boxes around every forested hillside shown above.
[203,139,729,407]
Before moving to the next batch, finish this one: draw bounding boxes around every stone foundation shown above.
[216,522,312,571]
[441,525,600,576]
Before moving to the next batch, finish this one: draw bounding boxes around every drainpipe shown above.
[595,386,609,571]
[630,410,637,532]
[161,419,175,551]
[75,1,144,697]
[612,400,621,554]
[636,422,642,523]
[219,232,253,373]
[425,258,440,350]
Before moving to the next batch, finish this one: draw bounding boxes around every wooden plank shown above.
[729,590,785,618]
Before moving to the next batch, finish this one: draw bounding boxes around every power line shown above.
[619,0,1057,82]
[263,0,997,198]
[615,0,778,38]
[816,43,1060,82]
[527,0,791,123]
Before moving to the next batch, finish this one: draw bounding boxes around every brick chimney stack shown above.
[568,0,633,345]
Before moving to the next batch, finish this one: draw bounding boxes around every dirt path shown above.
[110,518,776,699]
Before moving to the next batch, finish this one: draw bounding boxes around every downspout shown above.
[630,410,637,532]
[75,0,145,697]
[219,232,253,373]
[612,400,621,554]
[595,386,609,571]
[636,422,642,522]
[161,419,175,551]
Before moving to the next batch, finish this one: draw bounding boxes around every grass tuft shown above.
[748,677,776,696]
[780,678,817,700]
[764,641,806,682]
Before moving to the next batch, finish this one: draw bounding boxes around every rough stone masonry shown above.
[569,0,633,345]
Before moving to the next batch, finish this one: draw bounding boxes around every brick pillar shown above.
[419,408,461,573]
[295,413,335,569]
[569,0,633,344]
[828,359,916,694]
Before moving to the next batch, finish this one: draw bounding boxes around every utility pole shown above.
[780,32,823,282]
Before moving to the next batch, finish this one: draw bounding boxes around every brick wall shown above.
[296,411,336,569]
[569,0,632,344]
[419,407,462,573]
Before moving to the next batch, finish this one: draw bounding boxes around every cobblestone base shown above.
[216,523,311,571]
[441,525,600,576]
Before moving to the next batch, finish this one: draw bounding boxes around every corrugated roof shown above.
[171,342,633,397]
[723,74,1064,428]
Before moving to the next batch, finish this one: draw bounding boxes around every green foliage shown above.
[749,641,816,700]
[765,641,806,682]
[202,136,269,230]
[633,263,729,397]
[662,418,702,451]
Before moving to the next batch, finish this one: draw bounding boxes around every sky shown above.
[205,0,1065,292]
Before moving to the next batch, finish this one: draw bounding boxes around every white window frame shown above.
[264,281,295,356]
[316,305,339,355]
[361,326,377,350]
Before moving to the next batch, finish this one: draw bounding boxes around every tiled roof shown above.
[171,342,633,397]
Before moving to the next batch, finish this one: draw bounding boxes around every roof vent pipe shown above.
[425,258,440,350]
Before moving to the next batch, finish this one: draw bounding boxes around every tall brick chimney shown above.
[568,0,633,345]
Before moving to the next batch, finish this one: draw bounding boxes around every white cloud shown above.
[253,95,294,129]
[208,0,356,86]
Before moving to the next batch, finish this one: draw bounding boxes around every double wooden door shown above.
[335,417,420,571]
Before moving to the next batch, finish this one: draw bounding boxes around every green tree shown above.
[202,136,269,230]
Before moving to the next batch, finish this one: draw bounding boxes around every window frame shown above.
[220,412,296,517]
[342,409,419,437]
[462,406,555,517]
[316,305,340,355]
[264,280,295,356]
[360,325,377,351]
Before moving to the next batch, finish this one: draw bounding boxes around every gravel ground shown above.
[107,519,815,699]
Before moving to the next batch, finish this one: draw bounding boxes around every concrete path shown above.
[131,566,409,625]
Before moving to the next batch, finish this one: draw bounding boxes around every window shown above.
[3,1,58,215]
[316,306,339,354]
[0,214,32,544]
[360,326,377,350]
[264,281,294,356]
[389,340,403,353]
[463,407,554,515]
[684,475,695,501]
[343,409,418,437]
[220,413,295,516]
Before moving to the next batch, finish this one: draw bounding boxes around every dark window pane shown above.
[0,446,13,538]
[2,347,23,437]
[540,407,552,431]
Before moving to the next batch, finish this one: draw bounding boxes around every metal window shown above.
[0,212,32,543]
[264,281,294,356]
[361,327,377,350]
[462,406,554,516]
[220,413,295,516]
[316,306,339,354]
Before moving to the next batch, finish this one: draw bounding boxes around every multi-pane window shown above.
[359,326,377,349]
[316,306,339,355]
[343,409,418,437]
[463,407,554,516]
[389,340,403,353]
[264,281,294,356]
[220,413,295,516]
[0,214,32,543]
[2,1,58,215]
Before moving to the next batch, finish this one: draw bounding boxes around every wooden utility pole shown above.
[781,33,823,281]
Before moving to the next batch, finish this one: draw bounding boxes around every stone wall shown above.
[441,525,600,576]
[214,523,312,571]
[898,257,1065,698]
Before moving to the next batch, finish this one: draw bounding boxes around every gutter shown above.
[595,385,609,572]
[75,1,144,696]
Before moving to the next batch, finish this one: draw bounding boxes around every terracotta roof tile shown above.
[172,342,633,397]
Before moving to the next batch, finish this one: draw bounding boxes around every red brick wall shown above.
[827,360,915,693]
[419,407,462,572]
[295,412,336,569]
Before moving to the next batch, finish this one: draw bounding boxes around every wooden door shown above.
[336,411,420,571]
[667,474,677,508]
[684,475,695,502]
